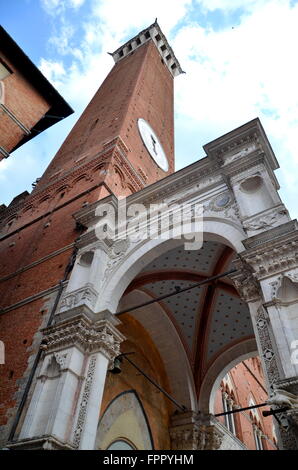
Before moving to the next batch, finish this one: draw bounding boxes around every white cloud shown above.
[91,0,192,37]
[41,0,85,15]
[49,22,75,55]
[0,158,12,182]
[196,0,270,13]
[39,58,66,83]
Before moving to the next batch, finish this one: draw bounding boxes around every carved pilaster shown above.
[72,354,97,449]
[255,305,281,387]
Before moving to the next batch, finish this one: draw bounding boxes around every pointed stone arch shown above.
[95,390,154,450]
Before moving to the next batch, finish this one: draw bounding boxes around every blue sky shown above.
[1,0,298,219]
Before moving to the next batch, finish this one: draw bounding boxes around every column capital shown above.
[169,411,224,450]
[41,311,125,363]
[230,257,262,302]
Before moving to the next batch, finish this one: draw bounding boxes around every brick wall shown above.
[0,52,50,154]
[214,358,277,450]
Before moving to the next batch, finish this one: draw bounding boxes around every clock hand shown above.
[151,134,158,155]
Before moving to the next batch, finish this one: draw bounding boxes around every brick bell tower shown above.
[40,20,183,194]
[0,22,183,446]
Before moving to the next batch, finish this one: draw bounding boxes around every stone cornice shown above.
[203,117,278,171]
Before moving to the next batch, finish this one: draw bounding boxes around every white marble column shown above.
[10,311,125,450]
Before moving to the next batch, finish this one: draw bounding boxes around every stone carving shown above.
[230,258,261,302]
[240,230,298,279]
[209,192,233,212]
[42,316,123,361]
[267,380,298,448]
[102,238,131,284]
[170,423,223,450]
[255,306,280,386]
[206,132,259,163]
[202,191,241,225]
[111,239,130,257]
[170,411,224,451]
[223,143,257,165]
[170,425,200,450]
[267,389,298,409]
[73,354,97,449]
[53,352,68,369]
[200,424,223,450]
[243,208,288,231]
[59,284,98,311]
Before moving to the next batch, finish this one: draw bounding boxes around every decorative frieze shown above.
[59,284,98,312]
[242,206,289,232]
[240,223,298,279]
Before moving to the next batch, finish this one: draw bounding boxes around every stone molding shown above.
[242,205,289,232]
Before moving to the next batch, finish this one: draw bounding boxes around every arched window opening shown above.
[220,375,238,436]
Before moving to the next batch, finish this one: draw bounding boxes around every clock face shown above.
[137,118,169,172]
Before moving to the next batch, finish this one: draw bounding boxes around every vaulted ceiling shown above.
[123,240,254,387]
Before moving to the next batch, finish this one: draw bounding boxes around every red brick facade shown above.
[214,358,277,450]
[0,53,50,155]
[0,26,72,160]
